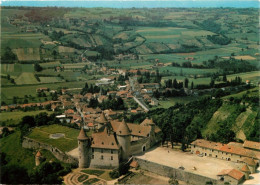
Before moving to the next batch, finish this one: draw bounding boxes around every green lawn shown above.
[0,110,53,126]
[27,124,92,152]
[81,169,105,176]
[0,131,35,172]
[154,96,199,109]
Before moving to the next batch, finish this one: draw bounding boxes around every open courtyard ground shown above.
[135,146,241,179]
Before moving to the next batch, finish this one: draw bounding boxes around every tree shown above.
[184,78,189,88]
[223,74,227,82]
[1,47,17,62]
[34,63,43,72]
[1,165,30,184]
[191,81,194,89]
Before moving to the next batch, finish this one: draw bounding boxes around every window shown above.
[92,155,94,159]
[92,148,94,153]
[111,150,113,154]
[111,156,113,160]
[101,155,103,160]
[194,145,195,148]
[216,155,218,158]
[101,149,103,153]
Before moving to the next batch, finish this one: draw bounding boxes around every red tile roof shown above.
[241,164,250,172]
[243,140,260,151]
[77,128,89,140]
[217,169,244,181]
[91,127,119,149]
[116,119,131,136]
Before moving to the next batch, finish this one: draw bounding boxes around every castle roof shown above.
[116,119,131,136]
[77,128,88,140]
[243,157,256,166]
[36,151,42,157]
[241,164,250,172]
[96,112,108,123]
[110,120,152,138]
[91,127,119,149]
[140,117,155,126]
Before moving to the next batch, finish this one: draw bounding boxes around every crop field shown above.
[39,77,64,83]
[13,48,40,61]
[58,46,76,53]
[15,72,39,85]
[0,110,53,126]
[222,55,256,60]
[1,81,86,101]
[1,32,49,49]
[108,60,152,69]
[226,71,260,85]
[159,66,219,76]
[40,61,61,68]
[1,64,34,77]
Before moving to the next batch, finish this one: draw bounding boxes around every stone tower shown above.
[35,150,42,166]
[241,164,250,180]
[78,128,91,168]
[116,119,131,161]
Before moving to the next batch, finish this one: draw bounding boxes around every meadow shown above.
[27,124,92,152]
[0,110,53,126]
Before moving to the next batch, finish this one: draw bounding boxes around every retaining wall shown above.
[135,157,219,185]
[22,137,78,165]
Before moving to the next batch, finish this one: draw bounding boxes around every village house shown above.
[36,87,49,93]
[150,98,159,106]
[191,139,260,166]
[217,168,245,184]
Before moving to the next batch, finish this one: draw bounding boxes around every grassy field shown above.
[0,110,53,126]
[1,64,34,77]
[0,131,70,173]
[15,72,39,85]
[202,103,240,137]
[13,48,40,61]
[39,77,64,83]
[27,124,85,152]
[0,131,37,172]
[154,96,199,109]
[159,66,219,76]
[1,81,86,102]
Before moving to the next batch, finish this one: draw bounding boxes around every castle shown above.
[77,112,162,168]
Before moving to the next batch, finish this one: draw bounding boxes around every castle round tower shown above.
[35,150,42,166]
[116,119,131,161]
[78,128,91,168]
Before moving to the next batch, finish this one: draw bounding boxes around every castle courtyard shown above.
[135,146,241,179]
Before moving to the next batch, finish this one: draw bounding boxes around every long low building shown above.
[191,139,260,166]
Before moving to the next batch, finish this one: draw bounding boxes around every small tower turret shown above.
[35,150,42,166]
[78,128,91,168]
[116,119,131,161]
[96,111,108,129]
[241,164,250,180]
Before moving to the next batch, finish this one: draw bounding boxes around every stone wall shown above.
[90,148,119,169]
[22,137,78,165]
[135,157,219,185]
[131,137,150,155]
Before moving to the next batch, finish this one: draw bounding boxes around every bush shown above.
[109,170,120,179]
